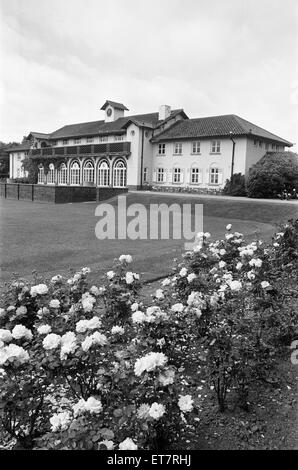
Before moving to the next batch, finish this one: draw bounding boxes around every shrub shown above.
[247,151,298,198]
[223,173,247,197]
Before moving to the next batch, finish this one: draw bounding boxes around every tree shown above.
[223,173,247,197]
[247,151,298,198]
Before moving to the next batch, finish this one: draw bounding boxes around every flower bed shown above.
[0,220,297,450]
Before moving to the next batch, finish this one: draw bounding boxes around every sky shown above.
[0,0,297,148]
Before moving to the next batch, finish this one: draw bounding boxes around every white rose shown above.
[15,306,27,317]
[12,325,33,341]
[37,324,52,335]
[98,440,114,450]
[111,325,125,335]
[107,271,115,280]
[30,284,48,297]
[218,261,226,269]
[0,329,13,343]
[226,224,232,231]
[187,273,196,283]
[119,438,138,450]
[236,262,243,271]
[261,281,270,289]
[179,267,188,277]
[131,302,139,312]
[90,286,100,296]
[229,280,242,291]
[178,394,194,413]
[148,402,166,420]
[85,396,102,414]
[132,310,146,324]
[155,289,164,300]
[161,278,171,286]
[49,299,60,309]
[171,303,184,313]
[119,254,133,264]
[43,333,61,350]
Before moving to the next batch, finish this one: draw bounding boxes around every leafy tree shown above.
[247,151,298,198]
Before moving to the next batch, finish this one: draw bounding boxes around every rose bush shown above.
[0,222,297,449]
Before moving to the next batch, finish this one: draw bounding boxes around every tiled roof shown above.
[100,100,129,111]
[49,110,183,140]
[27,132,50,139]
[152,114,293,146]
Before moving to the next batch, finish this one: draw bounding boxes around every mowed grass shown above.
[0,193,297,285]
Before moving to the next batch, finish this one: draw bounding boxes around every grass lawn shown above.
[0,193,297,285]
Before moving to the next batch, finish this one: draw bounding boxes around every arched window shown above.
[83,160,94,183]
[38,165,45,184]
[98,161,110,187]
[70,161,80,185]
[190,164,202,184]
[113,160,126,188]
[47,163,55,184]
[58,163,67,185]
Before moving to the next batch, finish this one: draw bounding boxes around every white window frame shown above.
[114,136,124,142]
[98,161,110,187]
[173,167,181,183]
[173,142,182,155]
[38,166,45,184]
[211,140,221,153]
[158,143,166,155]
[70,162,80,185]
[192,141,201,154]
[86,137,94,143]
[74,138,81,145]
[191,167,200,184]
[83,161,94,183]
[58,163,67,185]
[113,160,127,188]
[47,163,55,184]
[157,168,164,183]
[63,139,68,145]
[99,136,108,142]
[210,167,219,184]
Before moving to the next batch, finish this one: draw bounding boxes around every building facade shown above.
[9,100,293,190]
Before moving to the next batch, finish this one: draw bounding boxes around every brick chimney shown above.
[159,105,171,121]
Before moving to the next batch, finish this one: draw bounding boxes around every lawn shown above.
[0,193,297,284]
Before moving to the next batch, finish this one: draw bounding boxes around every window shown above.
[272,144,276,150]
[74,138,81,144]
[265,142,269,150]
[258,141,262,148]
[58,163,67,185]
[191,168,201,184]
[173,168,181,183]
[70,161,80,185]
[98,161,110,187]
[87,137,94,143]
[17,168,20,178]
[114,136,124,142]
[143,167,148,183]
[83,160,94,183]
[173,143,182,155]
[211,140,221,153]
[192,141,201,154]
[38,166,45,184]
[276,145,280,151]
[47,163,55,184]
[254,139,258,146]
[63,139,68,145]
[158,144,166,155]
[157,168,164,183]
[210,167,219,184]
[99,136,108,142]
[52,141,57,146]
[113,160,126,187]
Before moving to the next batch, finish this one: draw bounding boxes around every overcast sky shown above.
[0,0,297,147]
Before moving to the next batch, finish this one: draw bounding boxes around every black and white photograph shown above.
[0,0,297,457]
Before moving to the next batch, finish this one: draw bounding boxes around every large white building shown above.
[9,100,293,190]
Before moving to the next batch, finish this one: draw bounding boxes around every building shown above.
[9,100,293,190]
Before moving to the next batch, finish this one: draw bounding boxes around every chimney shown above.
[159,105,171,121]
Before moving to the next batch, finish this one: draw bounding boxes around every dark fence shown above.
[0,183,128,204]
